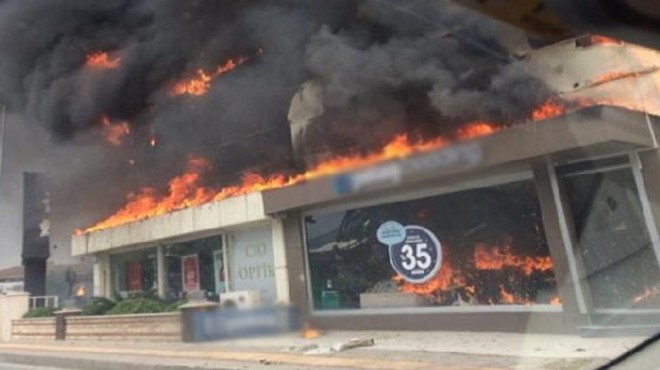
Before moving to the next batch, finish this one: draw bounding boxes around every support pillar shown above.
[92,254,111,298]
[157,245,166,299]
[272,218,290,304]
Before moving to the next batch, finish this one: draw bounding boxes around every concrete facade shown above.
[65,313,180,342]
[10,317,55,341]
[74,192,292,305]
[0,292,29,342]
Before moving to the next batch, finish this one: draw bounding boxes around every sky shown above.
[0,112,100,270]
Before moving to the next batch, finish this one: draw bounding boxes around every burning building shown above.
[67,33,660,334]
[0,0,655,335]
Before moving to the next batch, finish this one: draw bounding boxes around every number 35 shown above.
[400,243,432,270]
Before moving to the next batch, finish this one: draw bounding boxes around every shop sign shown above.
[127,261,142,291]
[182,254,201,292]
[377,221,442,283]
[228,227,277,304]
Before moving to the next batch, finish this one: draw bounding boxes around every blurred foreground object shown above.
[454,0,660,48]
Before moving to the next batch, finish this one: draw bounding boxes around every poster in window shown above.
[181,254,200,292]
[377,221,442,284]
[127,261,142,292]
[213,249,225,294]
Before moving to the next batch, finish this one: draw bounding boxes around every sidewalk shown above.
[0,331,647,370]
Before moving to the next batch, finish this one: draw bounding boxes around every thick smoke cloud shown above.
[0,0,553,228]
[299,0,553,160]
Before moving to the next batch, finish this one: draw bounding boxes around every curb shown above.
[0,343,451,370]
[0,351,217,370]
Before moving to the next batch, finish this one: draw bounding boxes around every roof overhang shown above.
[262,106,658,214]
[72,192,269,256]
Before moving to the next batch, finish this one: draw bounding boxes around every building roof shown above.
[0,265,23,280]
[72,191,270,256]
[262,106,658,214]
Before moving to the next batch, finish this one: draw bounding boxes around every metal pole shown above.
[0,104,6,189]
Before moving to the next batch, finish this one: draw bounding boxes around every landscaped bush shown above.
[22,307,57,318]
[106,298,167,315]
[163,299,187,312]
[82,297,116,316]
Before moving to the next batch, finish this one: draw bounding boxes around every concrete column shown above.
[157,245,166,299]
[0,292,29,342]
[636,149,660,265]
[282,213,310,315]
[271,218,290,304]
[92,254,111,298]
[533,163,588,331]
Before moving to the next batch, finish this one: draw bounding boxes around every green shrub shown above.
[106,298,167,315]
[163,299,187,312]
[111,291,124,303]
[82,297,116,316]
[22,307,57,318]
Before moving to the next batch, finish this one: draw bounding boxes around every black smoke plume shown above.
[0,0,553,228]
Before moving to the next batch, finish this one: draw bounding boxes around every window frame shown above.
[301,169,564,316]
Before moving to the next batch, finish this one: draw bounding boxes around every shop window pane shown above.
[110,247,158,297]
[165,235,224,301]
[305,180,559,310]
[561,168,660,309]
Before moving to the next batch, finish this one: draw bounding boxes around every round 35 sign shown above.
[377,221,442,284]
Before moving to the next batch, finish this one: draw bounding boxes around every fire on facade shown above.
[69,32,660,334]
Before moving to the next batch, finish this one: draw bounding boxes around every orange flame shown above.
[171,56,249,96]
[85,52,120,69]
[78,121,497,234]
[456,122,496,139]
[100,115,130,146]
[75,285,85,297]
[530,99,566,121]
[393,259,457,297]
[474,242,554,276]
[586,34,623,46]
[391,241,555,305]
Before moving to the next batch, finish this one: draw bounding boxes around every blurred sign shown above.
[183,306,300,342]
[333,142,483,196]
[181,254,200,292]
[379,223,442,284]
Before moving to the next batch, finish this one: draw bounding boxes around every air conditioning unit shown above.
[220,290,262,309]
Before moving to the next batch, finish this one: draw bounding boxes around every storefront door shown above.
[556,155,660,319]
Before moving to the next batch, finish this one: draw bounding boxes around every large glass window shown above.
[164,235,224,301]
[110,247,158,298]
[305,180,559,311]
[560,159,660,310]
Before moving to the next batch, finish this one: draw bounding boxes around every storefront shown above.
[263,106,660,334]
[72,193,290,305]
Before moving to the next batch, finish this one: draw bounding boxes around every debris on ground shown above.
[284,344,319,353]
[303,338,375,355]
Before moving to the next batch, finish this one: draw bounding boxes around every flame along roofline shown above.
[71,191,268,256]
[262,105,659,215]
[72,105,658,256]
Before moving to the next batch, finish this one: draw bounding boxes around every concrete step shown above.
[578,324,660,337]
